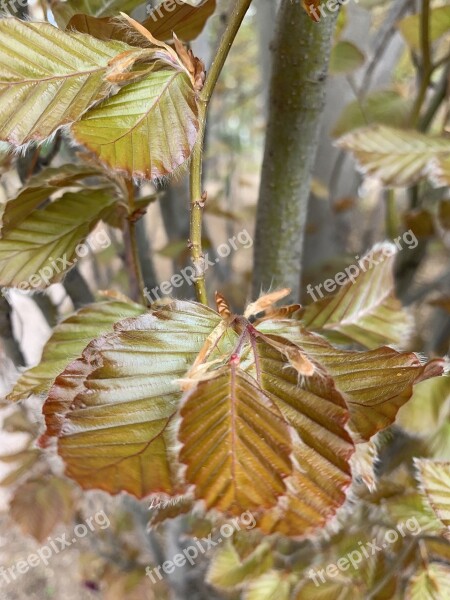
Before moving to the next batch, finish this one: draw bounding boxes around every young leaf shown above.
[71,68,199,179]
[41,301,222,497]
[0,18,131,145]
[416,460,450,532]
[397,6,450,51]
[51,0,145,28]
[337,125,450,187]
[206,541,273,590]
[0,189,118,289]
[0,448,41,487]
[8,299,146,402]
[396,376,450,436]
[10,476,76,542]
[67,1,217,45]
[332,89,412,138]
[384,493,445,536]
[405,563,450,600]
[243,571,292,600]
[329,41,365,75]
[302,243,412,349]
[0,164,113,235]
[142,0,217,42]
[295,578,361,600]
[257,322,443,441]
[242,337,354,537]
[179,365,293,515]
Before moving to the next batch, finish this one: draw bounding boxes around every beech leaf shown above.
[416,460,450,532]
[0,18,131,145]
[71,68,199,179]
[8,298,146,402]
[337,125,450,187]
[41,301,221,497]
[10,477,76,542]
[0,189,118,289]
[257,322,443,441]
[179,365,293,514]
[329,41,365,75]
[67,1,217,45]
[302,243,412,349]
[406,563,450,600]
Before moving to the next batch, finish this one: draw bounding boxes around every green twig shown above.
[409,0,432,126]
[189,0,253,306]
[125,179,146,305]
[385,189,400,238]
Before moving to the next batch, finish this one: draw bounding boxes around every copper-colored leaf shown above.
[257,321,443,441]
[42,301,221,498]
[252,338,354,537]
[10,477,76,542]
[143,0,217,42]
[179,365,293,515]
[67,0,217,44]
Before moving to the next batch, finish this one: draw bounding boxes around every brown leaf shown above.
[10,477,76,542]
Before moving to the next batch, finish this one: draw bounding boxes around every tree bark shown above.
[252,1,339,301]
[256,0,278,115]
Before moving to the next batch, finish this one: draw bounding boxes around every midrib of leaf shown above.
[0,66,107,86]
[101,70,184,146]
[2,192,115,252]
[229,362,238,494]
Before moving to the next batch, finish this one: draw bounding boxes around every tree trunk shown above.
[252,1,339,301]
[256,0,278,115]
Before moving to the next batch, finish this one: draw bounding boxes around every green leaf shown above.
[397,376,450,436]
[71,68,199,179]
[332,90,412,138]
[334,7,348,41]
[0,18,131,145]
[384,493,444,536]
[8,298,146,402]
[179,365,293,514]
[397,6,450,51]
[41,301,221,497]
[302,243,411,349]
[206,542,273,590]
[0,447,41,487]
[329,41,365,75]
[0,164,112,235]
[295,578,361,600]
[0,189,118,289]
[406,563,450,600]
[337,125,450,187]
[243,571,292,600]
[416,460,450,532]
